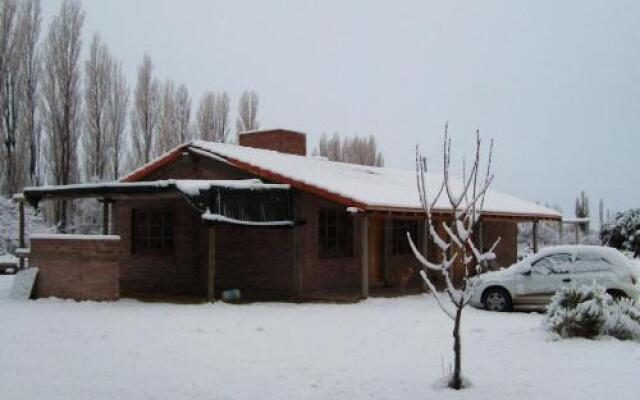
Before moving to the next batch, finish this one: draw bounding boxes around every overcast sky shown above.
[42,0,640,218]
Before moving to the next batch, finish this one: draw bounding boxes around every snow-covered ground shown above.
[0,276,639,400]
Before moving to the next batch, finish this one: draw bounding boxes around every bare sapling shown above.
[407,124,500,390]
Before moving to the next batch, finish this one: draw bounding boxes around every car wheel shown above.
[483,288,512,312]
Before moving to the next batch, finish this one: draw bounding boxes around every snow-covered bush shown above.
[0,196,54,255]
[545,285,608,339]
[601,209,640,258]
[605,298,640,341]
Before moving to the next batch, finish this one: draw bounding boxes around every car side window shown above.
[531,253,572,275]
[574,251,612,273]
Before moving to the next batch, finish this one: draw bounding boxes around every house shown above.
[17,129,561,302]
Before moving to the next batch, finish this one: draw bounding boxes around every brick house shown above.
[19,129,561,302]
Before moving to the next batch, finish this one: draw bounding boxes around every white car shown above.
[470,245,640,312]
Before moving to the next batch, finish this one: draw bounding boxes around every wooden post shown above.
[558,220,563,245]
[16,195,25,269]
[101,198,110,235]
[361,214,369,299]
[291,224,302,297]
[532,220,539,253]
[383,218,391,285]
[477,219,484,254]
[207,227,216,302]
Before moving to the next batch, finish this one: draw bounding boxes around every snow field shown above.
[0,276,639,400]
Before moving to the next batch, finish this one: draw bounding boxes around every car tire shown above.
[483,288,512,312]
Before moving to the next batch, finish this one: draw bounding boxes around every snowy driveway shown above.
[0,276,638,400]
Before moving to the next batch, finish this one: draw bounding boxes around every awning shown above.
[22,179,294,227]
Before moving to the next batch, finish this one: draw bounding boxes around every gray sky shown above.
[42,0,640,218]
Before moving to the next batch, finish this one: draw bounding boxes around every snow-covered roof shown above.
[22,179,290,202]
[178,141,561,220]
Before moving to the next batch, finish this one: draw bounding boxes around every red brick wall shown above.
[238,129,307,156]
[143,151,252,181]
[214,226,293,299]
[295,192,362,293]
[112,198,209,296]
[31,236,121,301]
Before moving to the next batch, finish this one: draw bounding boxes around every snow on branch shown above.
[408,124,497,390]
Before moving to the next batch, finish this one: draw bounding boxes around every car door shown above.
[515,252,574,306]
[573,250,616,288]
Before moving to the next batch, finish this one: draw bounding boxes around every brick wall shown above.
[295,192,362,293]
[214,225,293,299]
[31,235,121,301]
[238,129,307,156]
[112,197,209,296]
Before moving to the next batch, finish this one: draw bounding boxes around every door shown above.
[515,252,573,306]
[368,217,385,284]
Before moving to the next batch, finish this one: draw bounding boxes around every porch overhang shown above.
[21,179,295,228]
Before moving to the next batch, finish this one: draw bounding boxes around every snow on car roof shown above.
[188,140,561,219]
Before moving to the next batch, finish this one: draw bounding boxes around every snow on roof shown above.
[30,234,121,241]
[24,179,290,198]
[202,211,294,227]
[189,140,561,219]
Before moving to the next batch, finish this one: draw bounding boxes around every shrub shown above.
[601,208,640,258]
[605,298,640,341]
[545,285,608,339]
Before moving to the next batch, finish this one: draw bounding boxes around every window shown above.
[532,253,572,275]
[319,209,353,258]
[574,251,612,273]
[392,219,419,255]
[132,209,174,253]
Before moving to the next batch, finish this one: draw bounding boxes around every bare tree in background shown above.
[106,58,128,180]
[17,0,42,187]
[129,54,159,167]
[0,0,19,195]
[155,79,177,155]
[235,89,258,133]
[174,84,191,144]
[41,0,84,230]
[197,91,230,142]
[407,125,498,390]
[313,132,384,167]
[82,32,111,182]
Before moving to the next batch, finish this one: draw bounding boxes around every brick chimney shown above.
[238,129,307,156]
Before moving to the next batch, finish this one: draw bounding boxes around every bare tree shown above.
[82,32,111,182]
[196,91,214,141]
[174,84,191,144]
[16,0,42,187]
[129,54,159,167]
[0,0,19,195]
[155,79,177,155]
[407,124,498,390]
[235,89,258,133]
[313,132,384,167]
[105,58,128,180]
[41,0,84,230]
[197,91,229,142]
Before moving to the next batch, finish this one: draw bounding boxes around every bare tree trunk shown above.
[451,305,463,390]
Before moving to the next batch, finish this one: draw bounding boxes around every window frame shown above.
[318,208,353,259]
[531,253,572,275]
[131,208,175,255]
